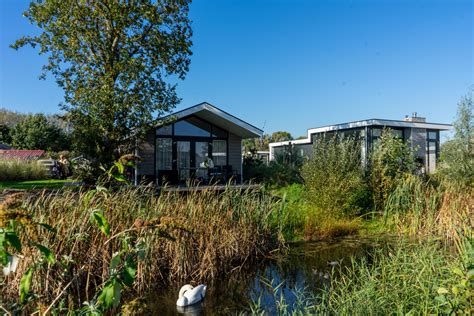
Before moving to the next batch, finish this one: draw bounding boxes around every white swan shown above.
[176,284,207,307]
[2,255,20,276]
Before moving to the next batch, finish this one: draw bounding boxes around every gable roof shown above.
[0,150,45,160]
[158,102,263,139]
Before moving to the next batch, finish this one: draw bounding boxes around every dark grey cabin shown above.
[136,102,263,185]
[269,113,452,173]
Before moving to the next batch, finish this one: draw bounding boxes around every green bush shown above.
[243,151,302,187]
[301,136,370,219]
[369,129,416,212]
[0,160,47,181]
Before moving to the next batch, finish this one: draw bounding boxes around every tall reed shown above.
[0,159,47,181]
[0,185,281,310]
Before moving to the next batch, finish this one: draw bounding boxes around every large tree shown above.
[12,0,192,164]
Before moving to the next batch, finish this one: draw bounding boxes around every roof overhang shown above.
[158,102,263,139]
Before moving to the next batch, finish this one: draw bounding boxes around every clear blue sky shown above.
[0,0,472,137]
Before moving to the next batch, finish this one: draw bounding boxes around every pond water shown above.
[127,237,389,315]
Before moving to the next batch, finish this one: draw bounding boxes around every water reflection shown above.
[127,237,388,315]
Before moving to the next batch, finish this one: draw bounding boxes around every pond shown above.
[125,237,389,315]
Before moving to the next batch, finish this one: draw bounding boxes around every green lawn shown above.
[0,179,79,189]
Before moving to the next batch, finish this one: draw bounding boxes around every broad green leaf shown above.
[98,279,122,309]
[452,267,464,277]
[98,280,114,308]
[109,252,122,272]
[90,210,110,237]
[121,256,137,287]
[451,286,459,295]
[19,267,33,302]
[114,162,124,174]
[5,232,21,252]
[34,243,55,264]
[437,287,449,295]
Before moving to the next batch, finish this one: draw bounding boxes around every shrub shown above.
[243,150,302,187]
[0,160,47,181]
[301,136,370,219]
[369,129,416,212]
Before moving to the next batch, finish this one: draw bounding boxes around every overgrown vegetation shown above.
[302,136,370,219]
[0,186,281,313]
[0,160,46,181]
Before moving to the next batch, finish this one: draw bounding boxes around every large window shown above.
[212,140,227,166]
[155,116,230,183]
[156,138,172,170]
[426,130,439,173]
[174,117,212,137]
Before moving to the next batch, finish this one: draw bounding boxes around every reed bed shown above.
[384,175,472,243]
[0,185,281,310]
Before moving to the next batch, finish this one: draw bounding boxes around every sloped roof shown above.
[158,102,263,139]
[0,150,45,160]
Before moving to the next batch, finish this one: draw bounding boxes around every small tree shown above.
[369,129,416,211]
[438,93,474,189]
[10,114,70,152]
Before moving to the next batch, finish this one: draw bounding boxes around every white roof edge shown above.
[269,119,452,148]
[160,102,263,137]
[307,119,452,134]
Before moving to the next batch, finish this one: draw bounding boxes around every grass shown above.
[0,179,73,189]
[271,184,362,241]
[0,160,47,181]
[0,185,282,312]
[249,236,473,315]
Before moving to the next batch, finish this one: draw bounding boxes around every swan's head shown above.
[178,284,194,298]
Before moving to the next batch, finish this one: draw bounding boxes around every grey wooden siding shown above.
[228,132,242,179]
[137,129,155,178]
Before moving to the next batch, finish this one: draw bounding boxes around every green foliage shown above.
[437,93,474,189]
[369,129,416,212]
[90,209,111,237]
[302,136,370,218]
[10,114,70,152]
[242,131,293,152]
[271,131,293,143]
[19,267,33,303]
[0,160,47,181]
[0,108,27,127]
[243,159,302,187]
[0,125,12,145]
[71,157,97,184]
[12,0,193,165]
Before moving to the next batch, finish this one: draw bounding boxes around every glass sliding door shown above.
[195,141,209,180]
[177,141,191,182]
[212,140,227,166]
[156,138,172,170]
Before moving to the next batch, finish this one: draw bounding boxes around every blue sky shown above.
[0,0,472,137]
